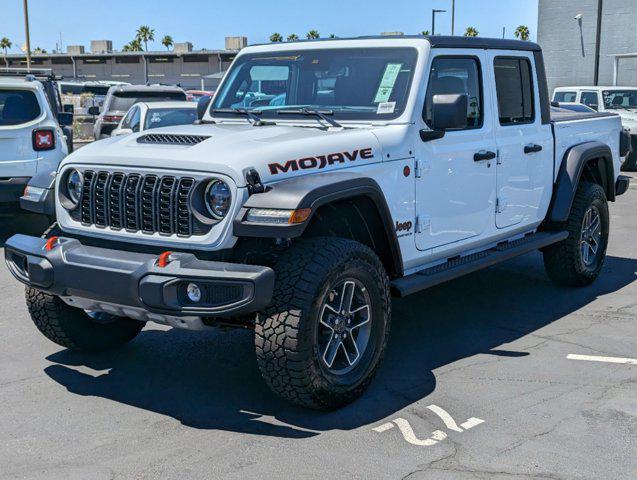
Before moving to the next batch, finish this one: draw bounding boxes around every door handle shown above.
[474,150,497,162]
[524,144,543,154]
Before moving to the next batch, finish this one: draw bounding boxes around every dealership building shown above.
[2,37,248,90]
[538,0,637,94]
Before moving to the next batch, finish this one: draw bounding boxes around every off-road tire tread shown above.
[255,238,390,410]
[543,181,609,287]
[25,287,144,352]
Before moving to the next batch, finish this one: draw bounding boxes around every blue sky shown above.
[0,0,539,53]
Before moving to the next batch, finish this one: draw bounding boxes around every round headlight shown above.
[205,179,231,219]
[66,169,83,205]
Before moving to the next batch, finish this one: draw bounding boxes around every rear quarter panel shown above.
[552,115,622,182]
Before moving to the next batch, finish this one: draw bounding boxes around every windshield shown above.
[109,92,187,112]
[603,90,637,110]
[60,84,111,96]
[0,89,41,126]
[211,47,418,121]
[144,108,197,130]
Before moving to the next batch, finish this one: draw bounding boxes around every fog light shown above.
[186,283,202,303]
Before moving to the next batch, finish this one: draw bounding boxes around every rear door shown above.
[580,91,600,111]
[0,87,45,177]
[487,52,554,230]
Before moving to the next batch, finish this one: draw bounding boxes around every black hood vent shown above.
[137,134,210,146]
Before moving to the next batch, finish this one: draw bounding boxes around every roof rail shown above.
[0,67,59,80]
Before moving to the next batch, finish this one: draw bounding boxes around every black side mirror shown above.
[420,94,468,142]
[87,106,100,116]
[197,96,212,121]
[57,112,74,126]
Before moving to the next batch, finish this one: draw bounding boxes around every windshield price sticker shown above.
[377,102,397,115]
[374,63,403,104]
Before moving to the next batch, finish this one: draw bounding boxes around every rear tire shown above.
[543,181,609,287]
[621,152,637,172]
[255,238,391,410]
[25,287,145,352]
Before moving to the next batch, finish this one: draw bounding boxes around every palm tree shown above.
[329,34,337,39]
[286,33,299,42]
[421,30,430,36]
[0,37,11,67]
[136,25,155,51]
[123,39,143,52]
[464,26,479,37]
[161,35,173,51]
[270,33,283,43]
[514,25,530,41]
[306,30,320,39]
[34,47,47,54]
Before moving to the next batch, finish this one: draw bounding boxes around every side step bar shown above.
[391,231,568,297]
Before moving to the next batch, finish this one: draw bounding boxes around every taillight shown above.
[32,129,55,151]
[103,115,123,123]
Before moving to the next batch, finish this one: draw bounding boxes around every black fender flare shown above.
[233,171,403,276]
[547,141,615,223]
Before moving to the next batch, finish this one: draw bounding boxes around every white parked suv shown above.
[111,101,198,137]
[0,69,73,215]
[5,37,631,409]
[553,86,637,170]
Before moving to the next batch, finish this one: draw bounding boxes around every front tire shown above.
[543,181,609,287]
[25,287,145,352]
[255,238,391,410]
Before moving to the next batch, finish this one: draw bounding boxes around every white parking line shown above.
[426,405,464,432]
[567,354,637,365]
[460,417,485,430]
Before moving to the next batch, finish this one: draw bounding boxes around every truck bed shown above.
[550,109,617,123]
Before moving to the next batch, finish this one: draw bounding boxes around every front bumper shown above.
[4,234,275,321]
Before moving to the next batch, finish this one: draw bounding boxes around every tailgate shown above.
[0,129,38,177]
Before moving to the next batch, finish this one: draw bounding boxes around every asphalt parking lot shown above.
[0,183,635,480]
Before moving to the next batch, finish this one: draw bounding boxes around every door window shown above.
[494,57,535,125]
[423,57,483,129]
[580,92,599,110]
[129,107,141,132]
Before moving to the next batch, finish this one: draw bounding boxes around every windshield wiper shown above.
[210,108,274,126]
[276,107,342,128]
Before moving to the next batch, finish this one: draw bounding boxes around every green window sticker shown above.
[374,63,403,104]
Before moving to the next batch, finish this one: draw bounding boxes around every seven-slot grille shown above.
[78,170,198,236]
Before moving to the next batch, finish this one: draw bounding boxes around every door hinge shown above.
[415,159,430,178]
[496,197,506,214]
[415,215,430,234]
[496,149,502,165]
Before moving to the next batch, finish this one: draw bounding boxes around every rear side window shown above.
[580,92,599,110]
[423,57,483,129]
[0,90,42,126]
[553,91,577,103]
[494,57,535,125]
[145,108,197,130]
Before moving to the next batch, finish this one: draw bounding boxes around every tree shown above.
[136,25,155,51]
[464,26,479,37]
[306,30,320,39]
[123,39,143,52]
[270,33,283,43]
[0,37,11,67]
[514,25,530,41]
[161,35,173,51]
[329,34,337,39]
[421,30,430,36]
[34,47,47,54]
[286,33,299,42]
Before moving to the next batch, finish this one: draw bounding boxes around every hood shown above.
[62,123,384,187]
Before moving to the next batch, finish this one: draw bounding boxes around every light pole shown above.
[23,0,31,69]
[451,0,456,35]
[432,9,447,36]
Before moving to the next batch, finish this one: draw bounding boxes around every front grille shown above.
[78,170,202,237]
[137,134,210,146]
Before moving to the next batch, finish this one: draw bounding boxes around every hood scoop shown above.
[137,133,211,146]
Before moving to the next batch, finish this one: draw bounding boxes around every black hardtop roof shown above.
[259,35,542,52]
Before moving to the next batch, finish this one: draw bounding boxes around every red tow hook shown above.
[157,251,173,268]
[45,236,60,252]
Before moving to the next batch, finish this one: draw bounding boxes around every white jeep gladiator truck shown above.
[4,36,631,410]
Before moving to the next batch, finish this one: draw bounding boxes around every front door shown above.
[415,51,497,251]
[488,52,554,230]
